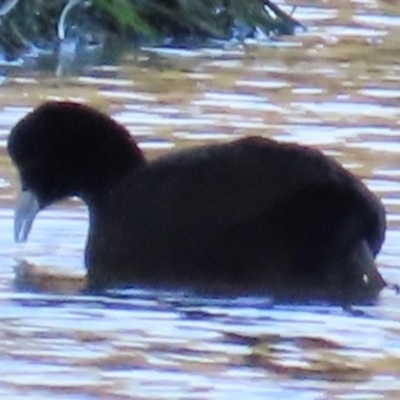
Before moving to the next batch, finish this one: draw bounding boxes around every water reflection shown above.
[0,0,399,398]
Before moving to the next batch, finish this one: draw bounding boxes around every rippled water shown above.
[0,1,400,398]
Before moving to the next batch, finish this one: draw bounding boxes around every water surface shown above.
[0,1,400,398]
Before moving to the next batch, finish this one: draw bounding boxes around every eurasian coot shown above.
[7,101,387,304]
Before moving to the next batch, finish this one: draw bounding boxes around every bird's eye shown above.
[362,274,369,285]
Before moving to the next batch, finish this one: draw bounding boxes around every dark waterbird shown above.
[7,101,387,304]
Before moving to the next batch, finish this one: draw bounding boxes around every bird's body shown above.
[7,102,387,304]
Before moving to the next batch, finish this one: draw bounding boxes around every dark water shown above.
[0,1,400,398]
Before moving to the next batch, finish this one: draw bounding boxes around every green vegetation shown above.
[0,0,303,58]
